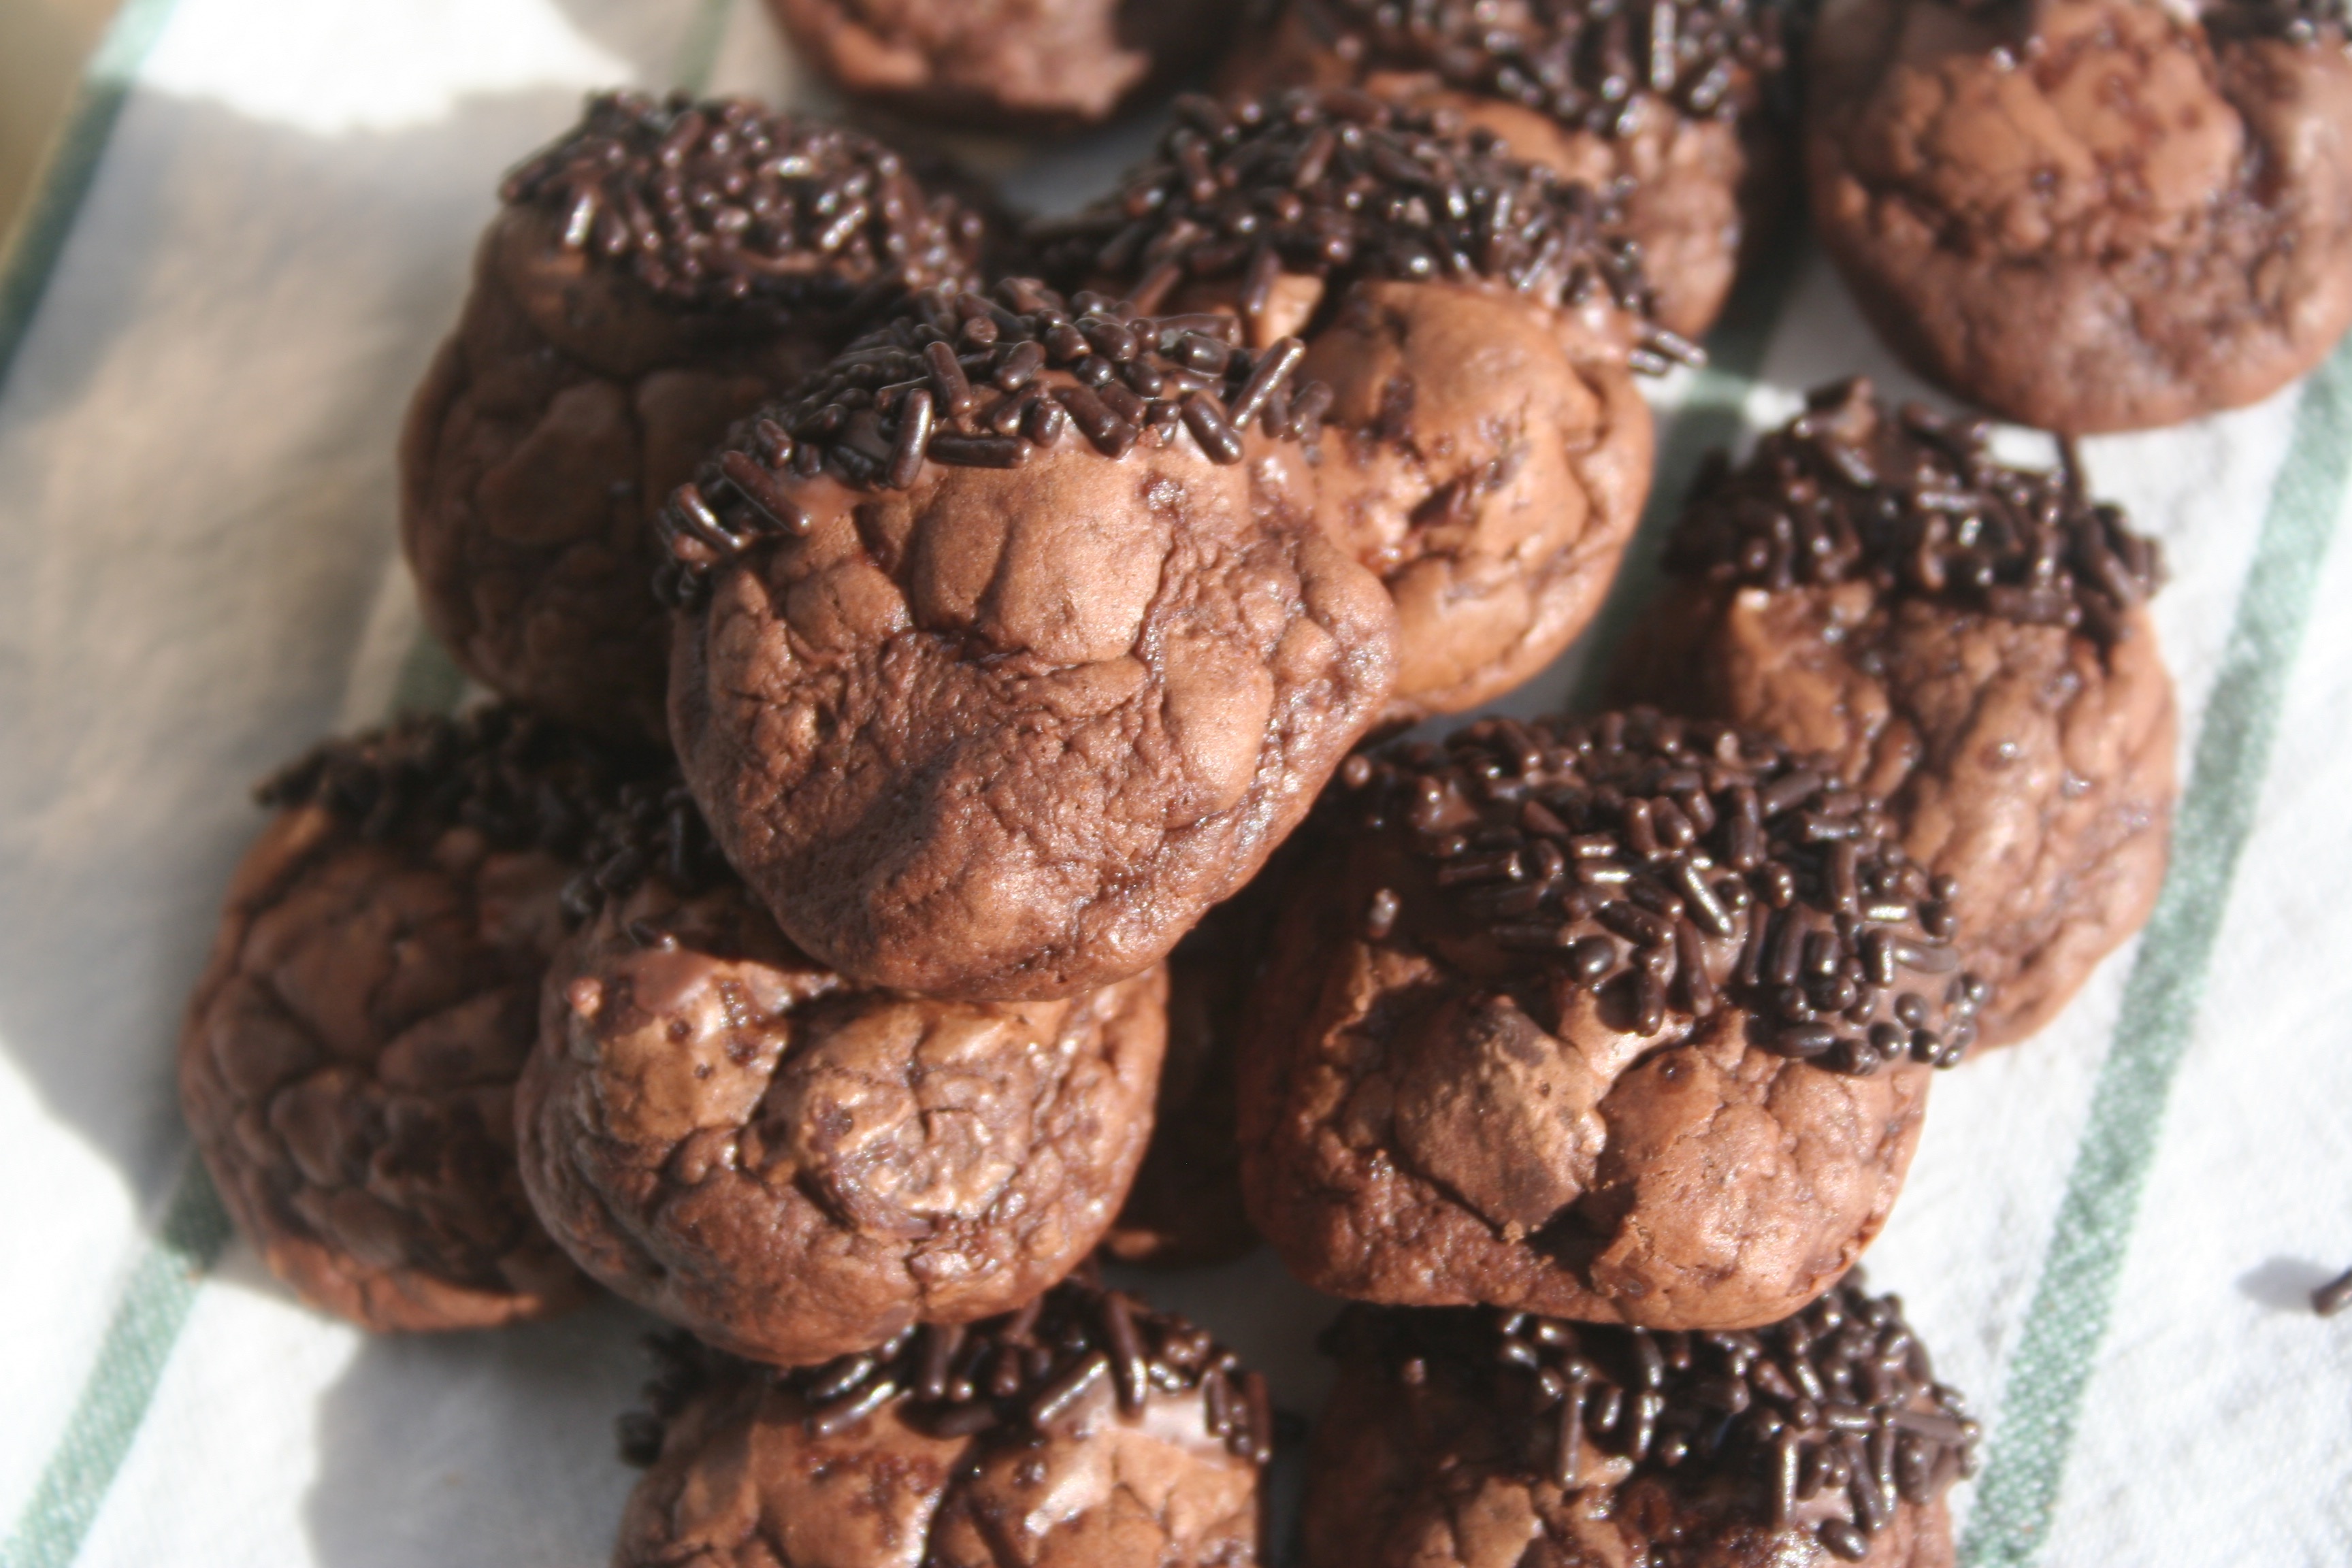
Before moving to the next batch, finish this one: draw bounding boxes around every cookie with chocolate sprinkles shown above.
[1611,379,2178,1046]
[517,783,1169,1368]
[612,1275,1265,1567]
[1219,0,1797,338]
[1304,1277,1977,1567]
[177,706,669,1332]
[1038,88,1659,722]
[765,0,1250,131]
[1236,708,1984,1330]
[1807,0,2352,433]
[657,278,1399,1001]
[400,91,996,740]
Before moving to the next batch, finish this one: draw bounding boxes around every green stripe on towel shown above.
[0,0,184,400]
[673,0,738,93]
[0,1166,230,1568]
[1961,343,2352,1567]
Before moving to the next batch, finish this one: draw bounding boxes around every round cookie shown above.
[1611,379,2177,1045]
[766,0,1248,131]
[1237,709,1987,1330]
[178,707,664,1331]
[1305,1276,1978,1567]
[1807,0,2352,434]
[614,1277,1267,1567]
[517,781,1171,1367]
[657,280,1399,1000]
[401,92,994,740]
[1039,91,1659,723]
[1219,1,1796,339]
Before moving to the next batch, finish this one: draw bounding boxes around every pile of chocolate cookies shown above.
[176,0,2345,1558]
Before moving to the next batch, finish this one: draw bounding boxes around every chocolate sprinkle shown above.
[259,706,666,860]
[652,279,1324,602]
[2314,1265,2352,1317]
[498,91,988,316]
[617,1277,1269,1465]
[1337,708,1989,1068]
[1333,1275,1979,1558]
[1282,0,1789,133]
[556,776,737,928]
[1664,378,2166,648]
[1032,90,1687,367]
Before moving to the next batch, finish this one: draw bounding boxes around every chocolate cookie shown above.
[766,0,1247,131]
[517,784,1171,1367]
[1237,709,1986,1329]
[1220,2,1795,339]
[657,280,1399,1000]
[1611,380,2177,1045]
[401,92,994,739]
[614,1277,1267,1567]
[1101,864,1296,1268]
[178,708,664,1331]
[1808,0,2352,434]
[1040,91,1661,723]
[1305,1277,1978,1567]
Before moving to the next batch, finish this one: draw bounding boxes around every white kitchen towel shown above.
[0,2,2346,1565]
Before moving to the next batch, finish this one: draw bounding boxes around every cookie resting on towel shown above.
[1806,0,2352,433]
[1039,90,1661,723]
[657,280,1399,1001]
[1304,1277,1978,1566]
[1610,378,2176,1045]
[1237,709,1986,1330]
[612,1277,1267,1567]
[401,91,994,739]
[766,0,1248,131]
[517,783,1169,1368]
[178,707,664,1330]
[1220,0,1795,339]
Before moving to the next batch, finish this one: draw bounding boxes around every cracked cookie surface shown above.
[1237,710,1984,1330]
[401,93,993,739]
[518,791,1169,1366]
[1808,0,2352,432]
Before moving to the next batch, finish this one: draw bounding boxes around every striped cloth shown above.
[1,1,2347,1564]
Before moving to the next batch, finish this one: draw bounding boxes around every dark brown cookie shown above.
[1304,1277,1977,1567]
[400,92,994,740]
[766,0,1248,131]
[1102,858,1301,1268]
[1218,2,1796,340]
[1808,0,2352,434]
[1039,91,1661,723]
[657,280,1399,1001]
[517,786,1171,1367]
[614,1277,1267,1567]
[1610,380,2178,1046]
[1237,709,1986,1330]
[178,708,666,1330]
